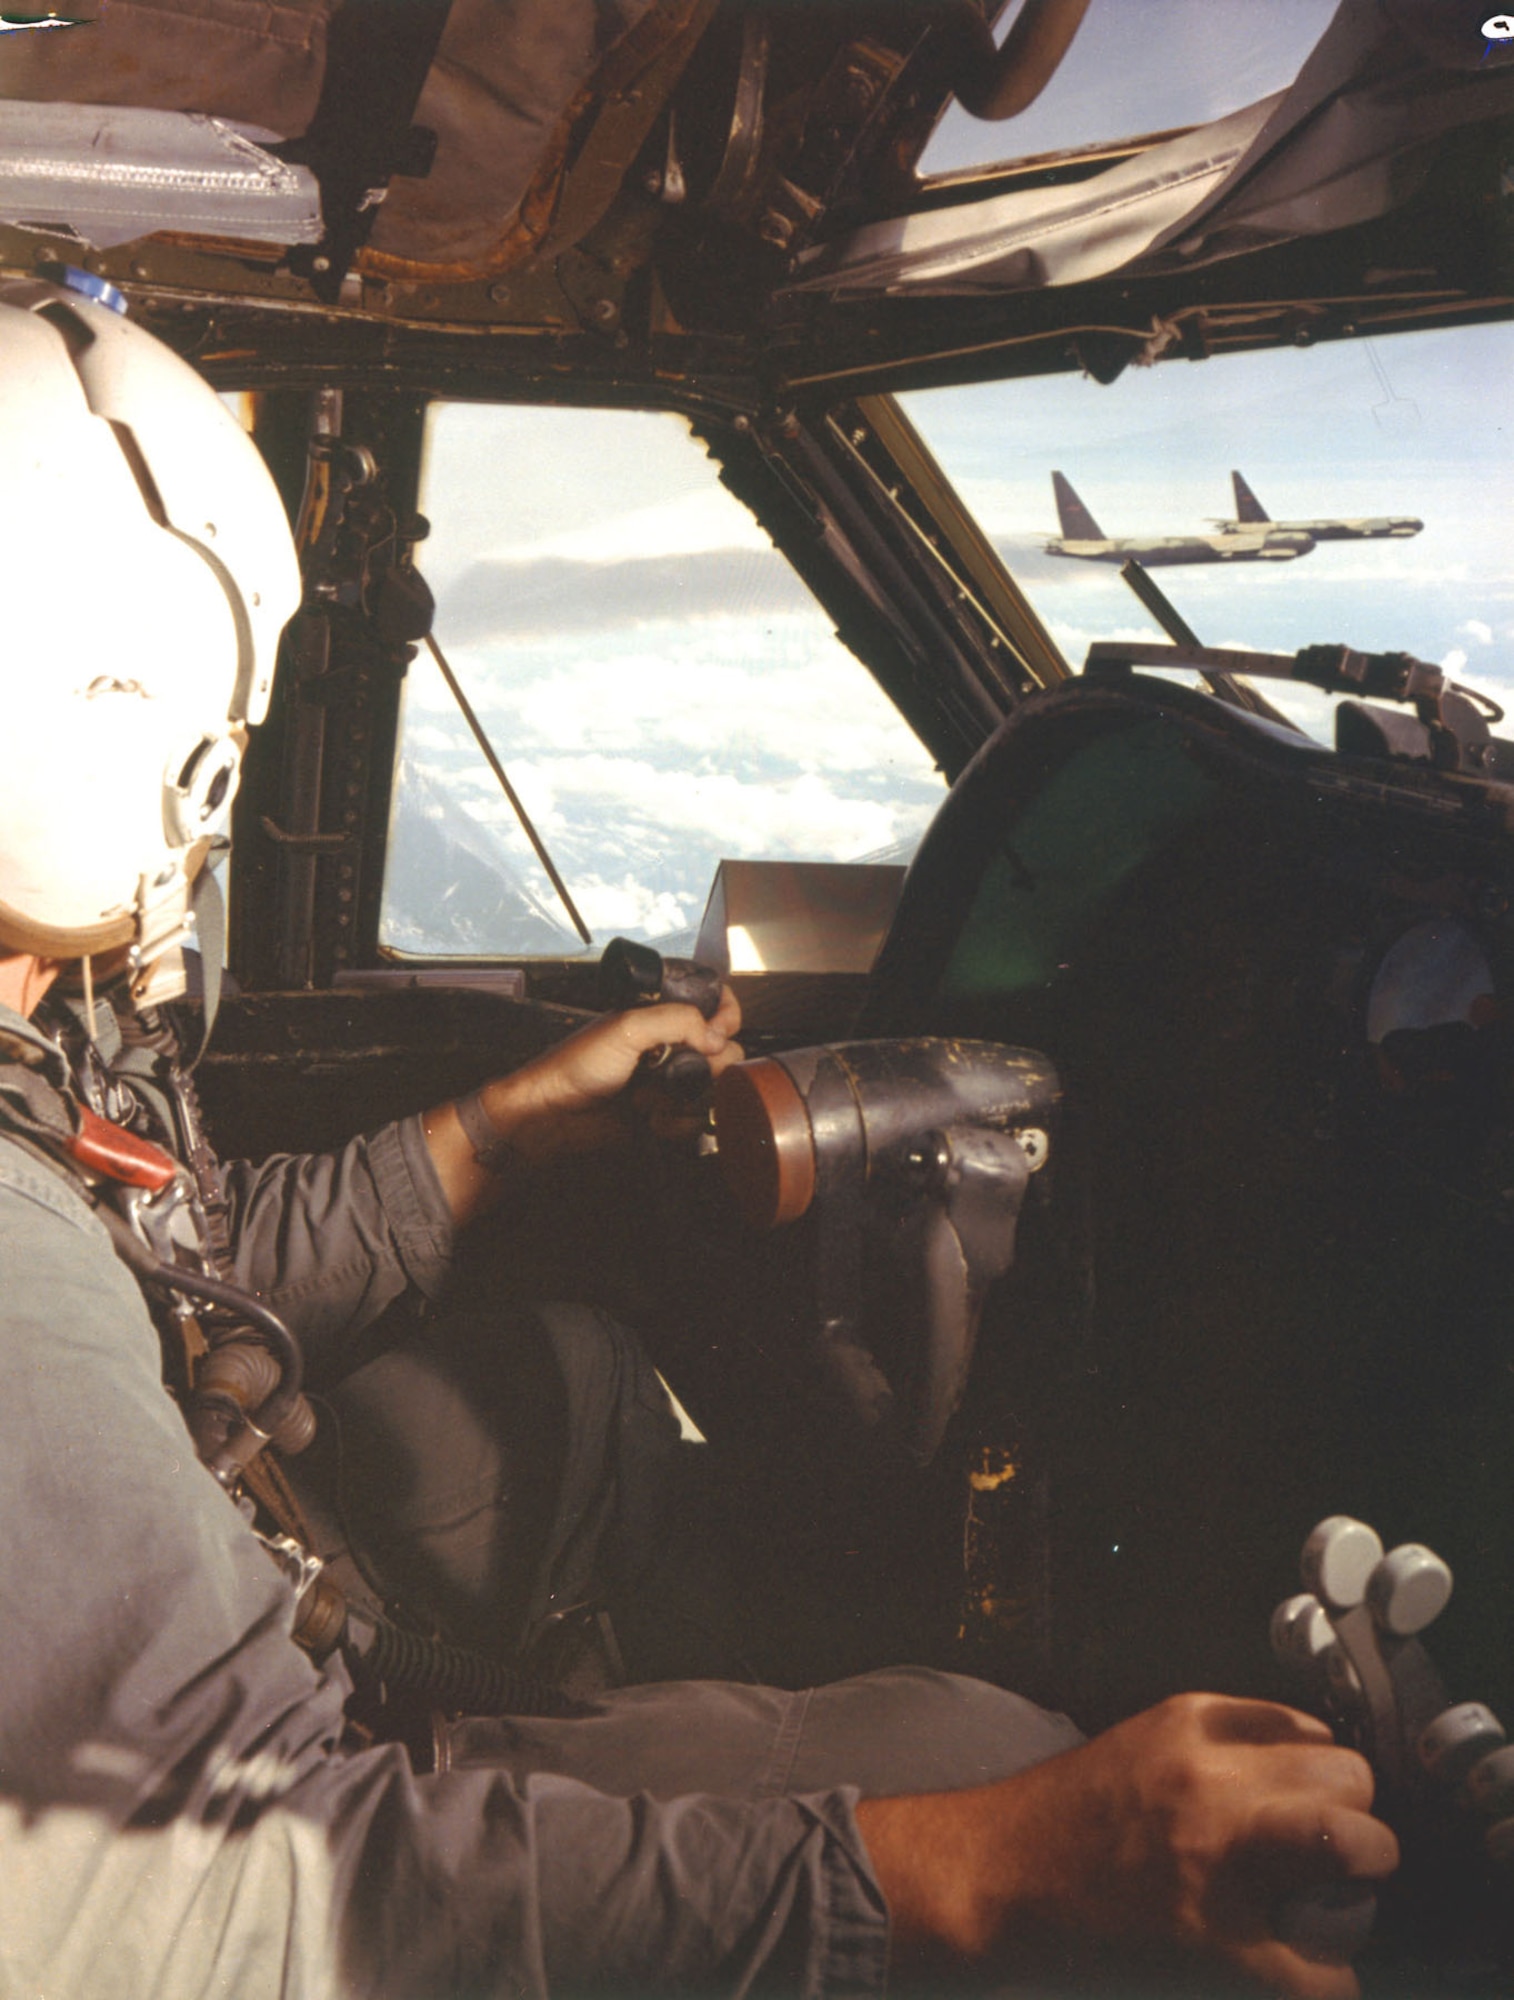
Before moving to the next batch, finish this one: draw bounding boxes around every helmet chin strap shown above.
[125,860,226,1063]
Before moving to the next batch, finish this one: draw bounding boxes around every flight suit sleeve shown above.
[219,1114,455,1374]
[0,1147,891,1999]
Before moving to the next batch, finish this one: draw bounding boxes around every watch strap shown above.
[454,1088,520,1176]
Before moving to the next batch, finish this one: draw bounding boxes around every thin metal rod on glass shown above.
[423,631,594,949]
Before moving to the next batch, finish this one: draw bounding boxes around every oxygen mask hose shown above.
[340,1607,594,1720]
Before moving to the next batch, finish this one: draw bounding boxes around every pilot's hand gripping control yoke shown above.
[598,935,725,1107]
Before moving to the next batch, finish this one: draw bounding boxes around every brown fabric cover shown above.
[371,0,655,266]
[0,0,672,271]
[0,0,333,136]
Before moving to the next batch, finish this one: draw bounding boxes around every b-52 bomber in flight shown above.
[1046,471,1316,566]
[1216,470,1424,542]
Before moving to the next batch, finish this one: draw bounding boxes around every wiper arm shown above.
[1118,558,1301,731]
[423,631,593,950]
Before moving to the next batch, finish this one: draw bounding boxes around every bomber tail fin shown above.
[1052,471,1103,540]
[1231,470,1269,522]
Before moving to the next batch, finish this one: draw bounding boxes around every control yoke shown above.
[598,935,724,1106]
[714,1039,1058,1464]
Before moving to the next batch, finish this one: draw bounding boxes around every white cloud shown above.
[527,754,912,858]
[572,879,692,933]
[1045,619,1166,668]
[1441,648,1469,675]
[407,723,462,752]
[521,660,925,775]
[403,619,944,792]
[426,751,926,862]
[1451,666,1512,709]
[496,489,769,568]
[419,404,769,586]
[392,584,948,946]
[1460,619,1494,645]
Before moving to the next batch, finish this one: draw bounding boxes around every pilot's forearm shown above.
[420,1072,544,1230]
[422,993,742,1230]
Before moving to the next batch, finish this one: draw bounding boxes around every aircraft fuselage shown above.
[1046,530,1316,566]
[1214,515,1422,541]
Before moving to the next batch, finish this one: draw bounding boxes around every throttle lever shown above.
[598,936,724,1106]
[1270,1514,1514,1972]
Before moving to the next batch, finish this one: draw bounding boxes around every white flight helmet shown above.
[0,276,300,1000]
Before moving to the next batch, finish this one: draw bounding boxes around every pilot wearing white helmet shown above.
[0,270,294,994]
[0,280,1395,2000]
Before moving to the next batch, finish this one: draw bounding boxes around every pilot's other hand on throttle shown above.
[425,987,743,1223]
[857,1693,1397,2000]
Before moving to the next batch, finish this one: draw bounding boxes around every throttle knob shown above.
[1271,1593,1335,1671]
[1465,1743,1514,1818]
[1418,1703,1506,1788]
[1301,1516,1384,1610]
[1366,1543,1453,1636]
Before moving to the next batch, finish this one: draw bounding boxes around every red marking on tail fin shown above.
[1231,471,1268,522]
[1051,472,1103,540]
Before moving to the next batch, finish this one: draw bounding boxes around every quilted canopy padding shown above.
[0,0,664,268]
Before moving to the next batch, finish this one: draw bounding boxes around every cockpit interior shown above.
[4,2,1514,1981]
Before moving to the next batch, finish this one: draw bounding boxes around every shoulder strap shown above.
[184,865,226,1070]
[0,1038,79,1151]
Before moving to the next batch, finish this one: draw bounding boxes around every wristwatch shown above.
[452,1088,522,1176]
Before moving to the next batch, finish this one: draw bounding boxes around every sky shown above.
[921,0,1341,175]
[908,0,1514,723]
[382,404,948,957]
[380,0,1514,957]
[900,318,1514,735]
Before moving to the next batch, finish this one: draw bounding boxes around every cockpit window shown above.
[898,321,1514,742]
[919,0,1339,179]
[380,402,947,958]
